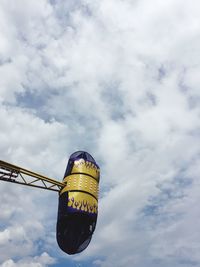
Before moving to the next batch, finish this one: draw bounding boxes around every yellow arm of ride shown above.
[0,160,65,192]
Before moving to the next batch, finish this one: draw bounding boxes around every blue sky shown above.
[0,0,200,266]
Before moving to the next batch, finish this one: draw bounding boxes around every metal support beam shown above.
[0,160,65,192]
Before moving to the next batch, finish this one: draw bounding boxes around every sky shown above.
[0,0,200,266]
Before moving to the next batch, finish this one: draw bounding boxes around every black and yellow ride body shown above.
[56,151,100,255]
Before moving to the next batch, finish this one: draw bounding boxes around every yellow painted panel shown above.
[61,174,99,199]
[71,159,100,181]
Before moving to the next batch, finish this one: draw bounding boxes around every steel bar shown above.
[0,160,65,192]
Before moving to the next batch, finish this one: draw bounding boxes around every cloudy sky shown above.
[0,0,200,266]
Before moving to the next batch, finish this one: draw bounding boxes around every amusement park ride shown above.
[0,151,100,255]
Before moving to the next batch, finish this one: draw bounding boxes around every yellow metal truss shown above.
[0,160,65,192]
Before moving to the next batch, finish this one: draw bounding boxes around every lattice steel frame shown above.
[0,160,65,192]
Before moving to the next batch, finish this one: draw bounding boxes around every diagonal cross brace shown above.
[0,160,65,192]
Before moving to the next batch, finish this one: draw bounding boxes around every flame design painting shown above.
[68,192,98,214]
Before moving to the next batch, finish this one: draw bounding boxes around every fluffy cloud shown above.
[0,0,200,267]
[0,252,55,267]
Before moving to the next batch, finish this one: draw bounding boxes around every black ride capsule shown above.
[56,151,100,254]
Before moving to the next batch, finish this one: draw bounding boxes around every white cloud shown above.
[0,252,55,267]
[0,0,200,266]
